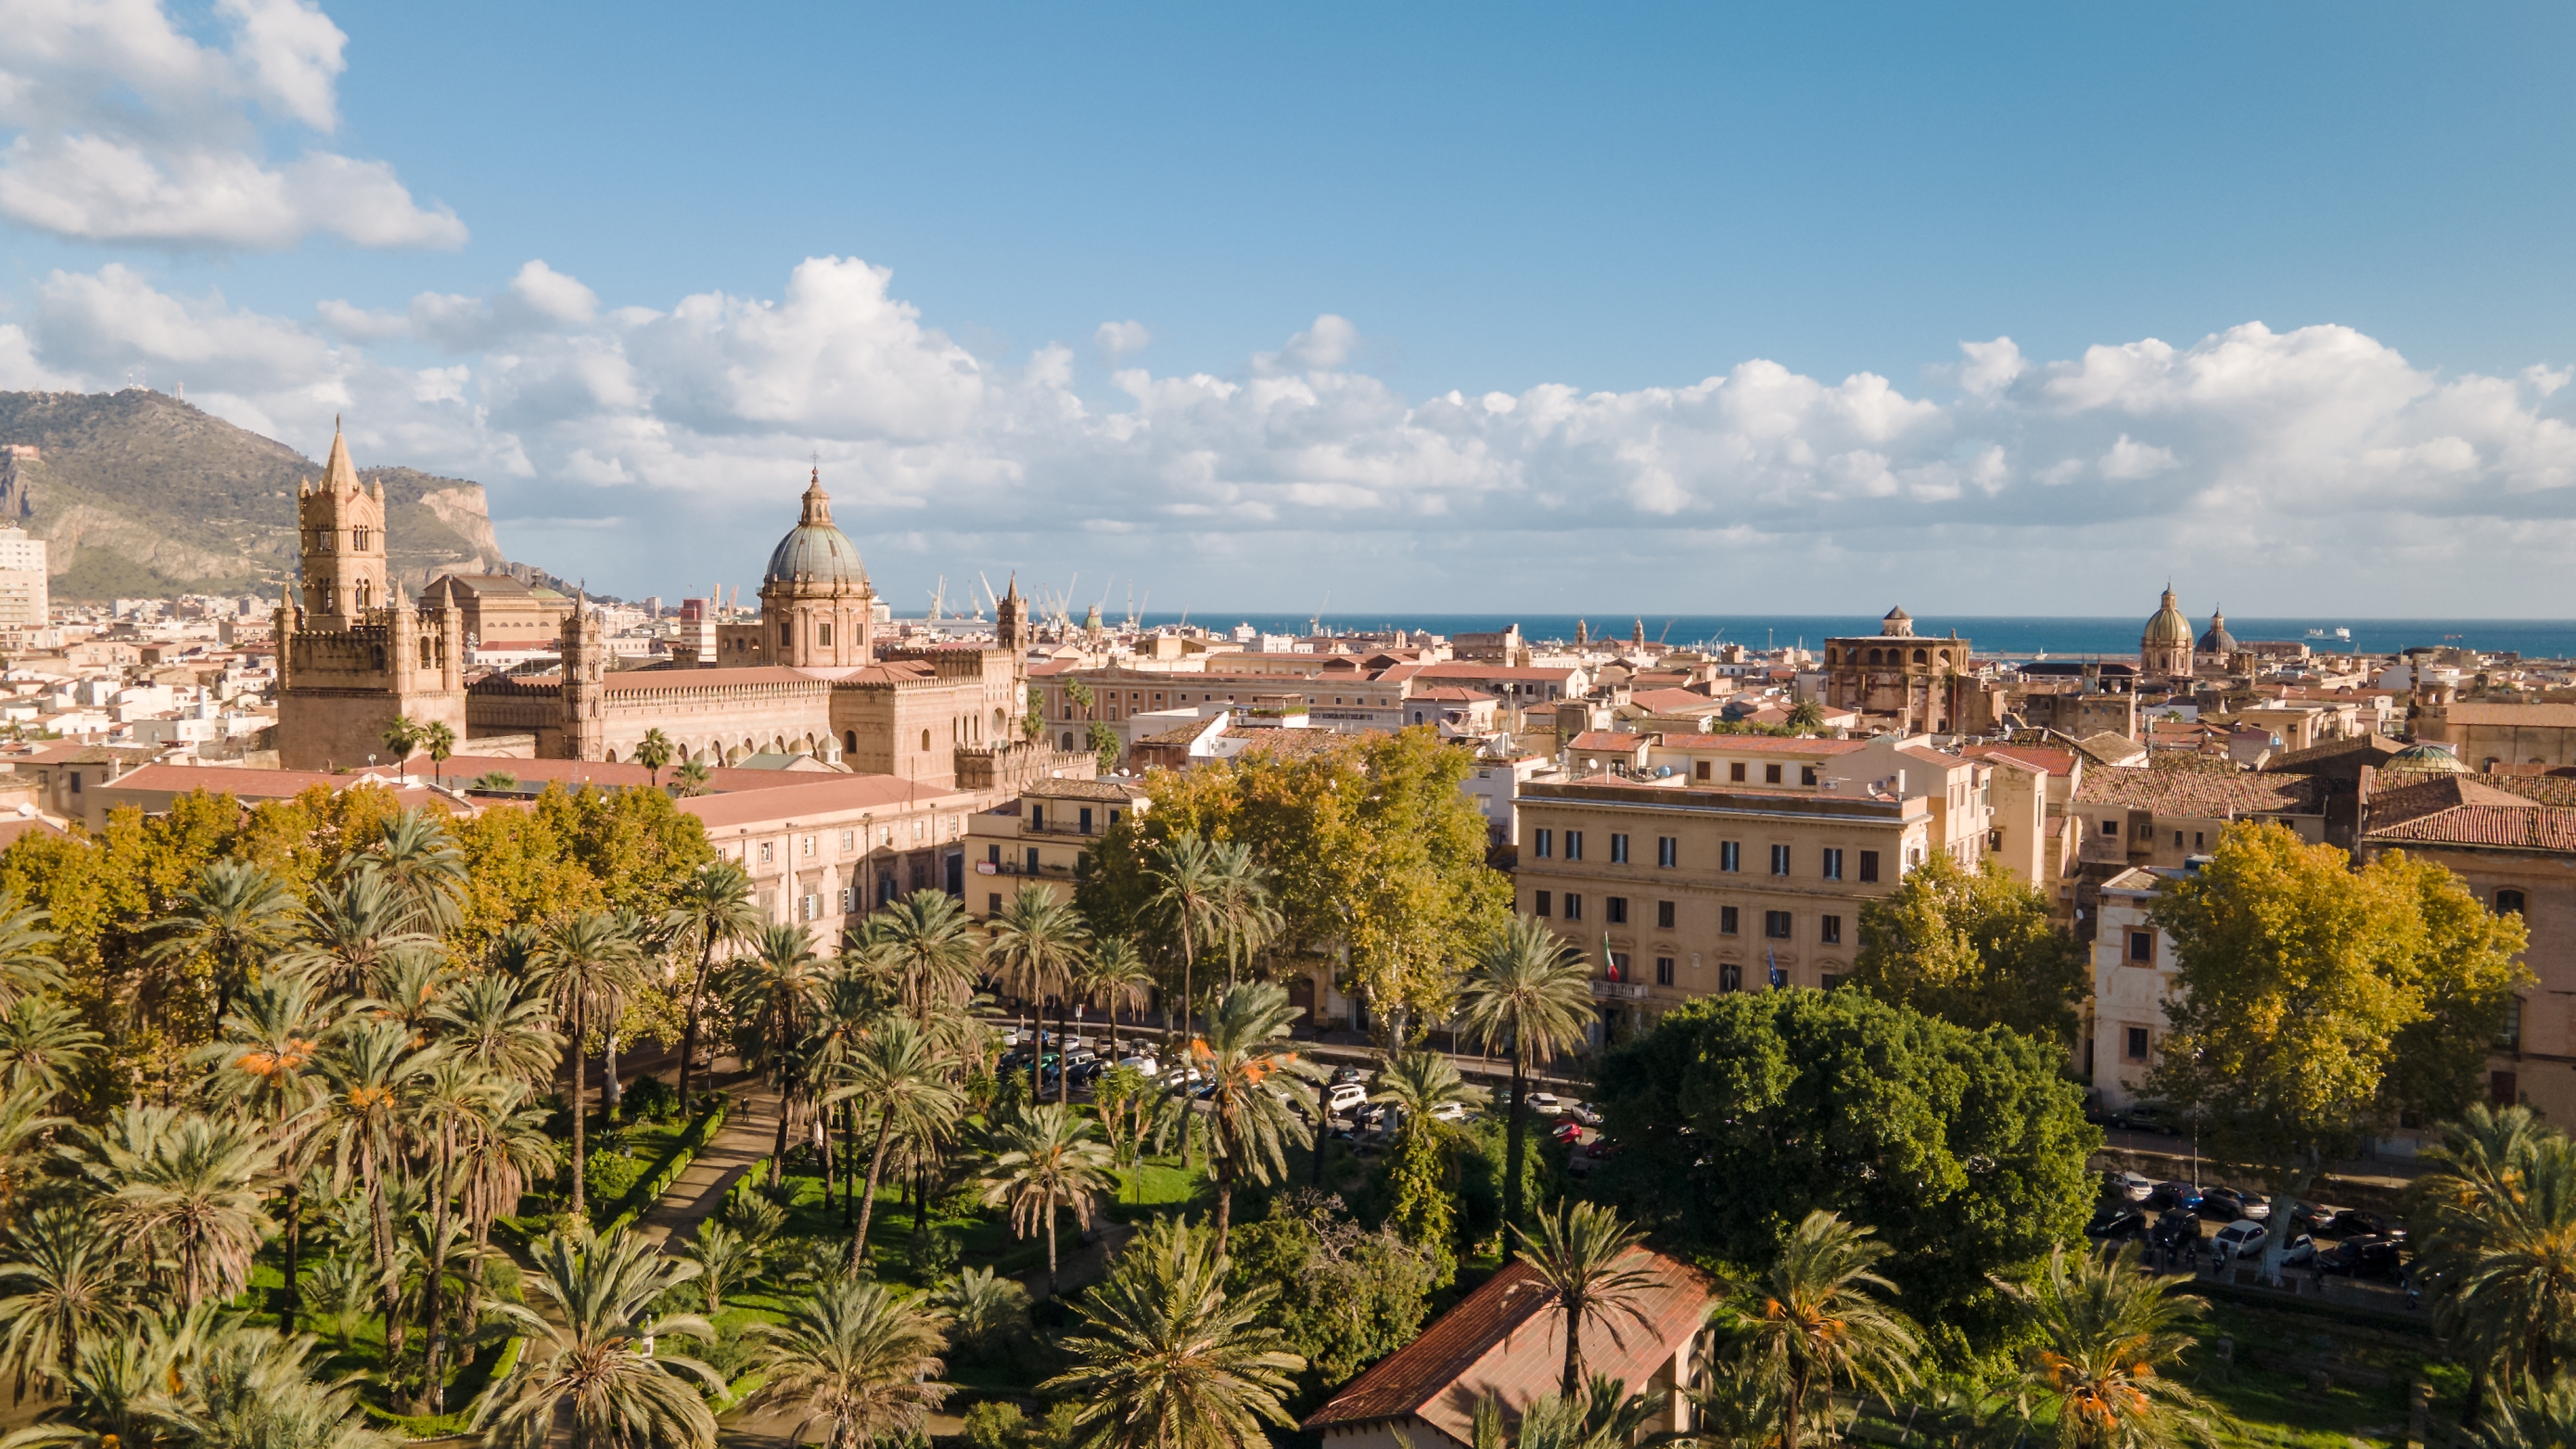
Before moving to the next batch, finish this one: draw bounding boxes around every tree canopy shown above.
[1590,986,2097,1337]
[1847,849,2087,1042]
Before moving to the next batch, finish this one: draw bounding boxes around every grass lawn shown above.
[2187,1301,2460,1449]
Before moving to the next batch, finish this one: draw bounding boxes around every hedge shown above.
[600,1097,731,1236]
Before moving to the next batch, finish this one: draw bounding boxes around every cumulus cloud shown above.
[12,255,2576,611]
[0,0,464,248]
[1094,320,1151,361]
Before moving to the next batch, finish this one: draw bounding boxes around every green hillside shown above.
[0,389,515,601]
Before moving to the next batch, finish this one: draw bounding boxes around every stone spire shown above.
[800,466,832,527]
[322,414,360,495]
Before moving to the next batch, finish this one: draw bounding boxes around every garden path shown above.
[636,1072,784,1250]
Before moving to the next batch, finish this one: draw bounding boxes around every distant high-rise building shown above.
[0,525,45,628]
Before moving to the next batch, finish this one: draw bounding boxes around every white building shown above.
[0,527,45,629]
[2089,865,2179,1110]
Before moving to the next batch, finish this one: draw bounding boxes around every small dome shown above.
[2198,608,2237,655]
[2386,743,2468,775]
[2143,588,2192,646]
[764,471,868,589]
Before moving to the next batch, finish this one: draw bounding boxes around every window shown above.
[1657,899,1676,929]
[2194,832,2205,849]
[1610,833,1629,864]
[2124,1027,2150,1062]
[841,830,855,851]
[1534,890,1552,918]
[1694,760,1710,781]
[2493,1070,2521,1107]
[758,842,773,864]
[987,844,1001,865]
[1657,836,1677,868]
[1565,831,1585,861]
[1821,847,1843,881]
[1820,914,1842,945]
[353,527,369,551]
[1078,807,1094,834]
[1025,846,1040,873]
[840,887,858,912]
[2501,998,2526,1050]
[1607,896,1628,925]
[1801,765,1818,786]
[2101,818,2120,837]
[1564,893,1584,922]
[2128,931,2154,964]
[1821,972,1846,991]
[1720,962,1743,992]
[801,835,815,857]
[1534,829,1553,859]
[1655,956,1675,986]
[780,622,793,646]
[1859,850,1880,883]
[818,621,834,646]
[67,772,78,794]
[1720,841,1741,873]
[1108,808,1123,828]
[1769,844,1791,876]
[922,729,933,752]
[1764,909,1792,939]
[1721,906,1740,934]
[988,893,1001,913]
[1765,763,1783,784]
[2173,831,2184,847]
[2498,889,2529,916]
[1730,761,1747,782]
[1988,830,2003,852]
[1030,805,1045,831]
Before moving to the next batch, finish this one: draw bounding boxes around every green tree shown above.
[985,883,1088,1102]
[312,1019,431,1364]
[529,910,646,1219]
[140,858,296,1023]
[1369,1050,1486,1280]
[1039,1217,1305,1449]
[2146,822,2529,1274]
[1986,1240,2226,1449]
[1182,980,1325,1261]
[831,1014,963,1271]
[1088,721,1121,773]
[740,1277,951,1449]
[1224,1196,1435,1404]
[1455,916,1594,1234]
[1784,699,1827,734]
[83,1105,274,1311]
[671,760,714,797]
[723,922,826,1181]
[2413,1106,2576,1394]
[0,1203,134,1398]
[1144,833,1229,1051]
[664,858,760,1115]
[1728,1210,1921,1449]
[380,716,422,779]
[632,728,675,791]
[977,1103,1116,1297]
[1592,986,2097,1330]
[478,1227,722,1449]
[1849,849,2087,1042]
[420,719,457,784]
[859,890,981,1028]
[1074,934,1153,1063]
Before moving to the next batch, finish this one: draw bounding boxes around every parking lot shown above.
[2089,1171,2417,1309]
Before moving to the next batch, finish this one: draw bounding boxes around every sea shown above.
[1125,614,2576,663]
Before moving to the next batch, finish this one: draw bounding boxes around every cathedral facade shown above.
[277,439,1081,794]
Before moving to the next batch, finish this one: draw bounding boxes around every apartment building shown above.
[685,774,984,944]
[1031,664,1409,752]
[2088,865,2178,1109]
[964,776,1152,917]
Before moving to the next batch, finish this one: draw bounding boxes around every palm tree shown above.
[0,1083,68,1214]
[860,889,982,1027]
[365,807,469,935]
[1144,833,1229,1049]
[1207,838,1281,991]
[1731,1209,1920,1449]
[419,719,457,784]
[633,727,675,791]
[529,909,646,1219]
[985,883,1089,1102]
[1495,1376,1675,1449]
[1456,916,1595,1232]
[195,972,333,1325]
[140,858,296,1021]
[312,1018,431,1363]
[679,1219,761,1318]
[1371,1049,1487,1265]
[478,1227,723,1449]
[428,973,565,1088]
[1515,1201,1664,1400]
[2477,1376,2576,1449]
[978,1103,1116,1297]
[381,715,422,779]
[455,1093,559,1332]
[933,1266,1031,1363]
[2414,1104,2562,1417]
[471,770,520,794]
[0,997,96,1103]
[286,869,436,998]
[1371,1049,1487,1144]
[1181,980,1325,1262]
[408,1057,507,1410]
[1784,699,1827,734]
[83,1105,274,1310]
[142,1319,387,1449]
[723,922,827,1181]
[0,893,63,1011]
[665,858,761,1116]
[671,760,715,796]
[0,1203,133,1399]
[741,1276,952,1449]
[1039,1217,1305,1448]
[1989,1241,2226,1449]
[1075,934,1153,1063]
[829,1015,963,1271]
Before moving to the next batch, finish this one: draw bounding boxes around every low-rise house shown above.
[963,777,1151,918]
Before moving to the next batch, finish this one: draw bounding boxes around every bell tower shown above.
[996,573,1030,655]
[297,418,386,631]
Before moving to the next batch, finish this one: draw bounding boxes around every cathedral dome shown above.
[2198,608,2237,655]
[2386,743,2468,776]
[2143,588,2191,646]
[764,471,868,589]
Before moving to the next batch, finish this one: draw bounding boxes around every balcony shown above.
[1589,979,1651,1002]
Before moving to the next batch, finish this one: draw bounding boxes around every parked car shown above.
[2319,1235,2405,1278]
[2277,1232,2318,1266]
[1525,1092,1569,1117]
[1329,1065,1366,1087]
[1326,1082,1370,1116]
[1430,1101,1473,1124]
[2327,1209,2404,1241]
[1565,1100,1603,1127]
[2105,1171,2155,1203]
[2210,1220,2271,1259]
[2085,1204,2148,1241]
[2143,1181,2203,1214]
[2289,1202,2337,1236]
[2197,1187,2260,1222]
[1549,1120,1586,1147]
[2111,1102,2180,1133]
[2149,1211,2200,1251]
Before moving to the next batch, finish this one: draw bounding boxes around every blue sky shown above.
[2,2,2574,615]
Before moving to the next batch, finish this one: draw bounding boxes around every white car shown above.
[1525,1092,1568,1117]
[1116,1054,1159,1077]
[2112,1172,2154,1203]
[1326,1082,1370,1115]
[1430,1101,1473,1124]
[2210,1221,2270,1259]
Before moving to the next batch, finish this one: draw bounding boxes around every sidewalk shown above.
[634,1066,783,1249]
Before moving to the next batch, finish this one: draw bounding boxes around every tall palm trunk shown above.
[364,1154,405,1364]
[279,1182,303,1327]
[1213,1157,1235,1265]
[677,932,720,1114]
[1782,1364,1808,1449]
[1044,1206,1061,1297]
[1056,995,1073,1105]
[1502,1044,1530,1233]
[840,1106,857,1227]
[772,1075,794,1188]
[849,1105,898,1271]
[422,1130,454,1411]
[567,1001,589,1219]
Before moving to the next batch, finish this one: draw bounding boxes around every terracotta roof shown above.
[1631,687,1720,713]
[2436,703,2576,729]
[1655,733,1866,755]
[1568,731,1647,752]
[1024,778,1147,802]
[2075,753,2322,818]
[1137,716,1227,748]
[835,662,941,686]
[678,774,976,830]
[1414,663,1580,682]
[597,666,822,693]
[435,755,812,794]
[1305,1250,1710,1441]
[1409,686,1498,704]
[100,764,444,804]
[2264,734,2407,774]
[0,818,64,848]
[1232,729,1363,761]
[1964,744,2080,776]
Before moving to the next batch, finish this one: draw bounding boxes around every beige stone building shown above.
[2140,588,2193,680]
[964,777,1153,917]
[1819,607,1974,733]
[686,772,988,934]
[2416,693,2576,770]
[418,573,572,651]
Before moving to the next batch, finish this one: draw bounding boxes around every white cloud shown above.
[12,258,2576,612]
[1094,320,1151,360]
[0,0,463,248]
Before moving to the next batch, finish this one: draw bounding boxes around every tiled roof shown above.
[1965,744,2079,776]
[1024,778,1148,802]
[2264,734,2407,774]
[2437,703,2576,729]
[1631,687,1720,713]
[2365,775,2576,852]
[1414,663,1579,682]
[1305,1250,1710,1441]
[1655,733,1866,755]
[1568,731,1647,752]
[1409,686,1498,703]
[599,666,822,693]
[1232,729,1361,761]
[678,774,976,830]
[2075,753,2322,818]
[102,764,443,803]
[436,755,812,794]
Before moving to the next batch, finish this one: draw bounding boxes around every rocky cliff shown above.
[0,389,517,600]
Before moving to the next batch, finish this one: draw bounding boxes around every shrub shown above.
[962,1401,1027,1449]
[906,1223,963,1280]
[584,1148,641,1204]
[622,1074,681,1123]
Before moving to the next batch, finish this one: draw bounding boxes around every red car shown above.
[1549,1121,1585,1147]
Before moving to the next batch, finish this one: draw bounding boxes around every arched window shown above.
[2498,889,2528,916]
[1062,731,1077,750]
[1867,649,1882,665]
[845,730,859,754]
[1912,649,1928,665]
[921,728,932,752]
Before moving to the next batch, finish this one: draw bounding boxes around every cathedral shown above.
[276,432,1082,794]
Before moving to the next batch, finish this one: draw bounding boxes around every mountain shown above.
[0,388,517,601]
